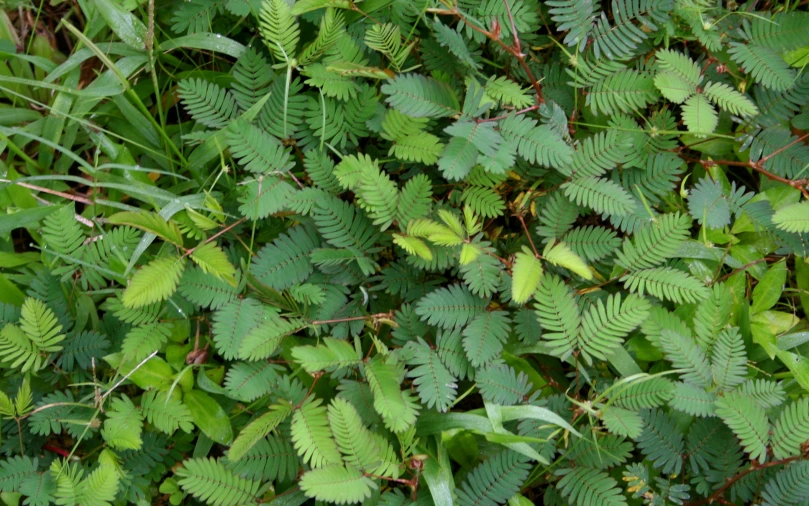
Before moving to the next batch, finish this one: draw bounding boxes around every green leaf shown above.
[729,42,795,91]
[654,70,696,103]
[715,392,770,463]
[238,176,295,220]
[259,0,300,63]
[381,74,460,118]
[393,234,433,261]
[141,390,195,435]
[752,260,787,315]
[456,450,532,506]
[415,284,489,330]
[534,273,581,361]
[556,467,628,506]
[184,390,234,446]
[292,337,362,374]
[227,404,291,461]
[659,329,712,387]
[93,0,148,49]
[703,82,758,117]
[682,94,718,136]
[655,49,701,88]
[176,458,260,506]
[300,465,376,504]
[364,355,420,433]
[462,310,511,368]
[291,397,343,468]
[601,407,643,439]
[771,398,809,459]
[403,338,458,412]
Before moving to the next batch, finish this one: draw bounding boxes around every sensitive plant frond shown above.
[714,392,770,463]
[176,458,261,506]
[456,450,532,506]
[259,0,300,63]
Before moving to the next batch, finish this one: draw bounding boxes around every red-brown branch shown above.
[680,154,809,199]
[430,5,543,103]
[477,104,540,123]
[684,455,803,506]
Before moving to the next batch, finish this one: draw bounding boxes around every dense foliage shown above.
[2,0,809,504]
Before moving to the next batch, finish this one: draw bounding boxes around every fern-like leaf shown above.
[711,327,747,392]
[703,82,758,117]
[772,201,809,233]
[381,74,460,118]
[761,460,809,506]
[615,213,691,270]
[562,176,635,217]
[121,256,186,309]
[456,450,532,506]
[291,397,343,468]
[227,120,294,174]
[622,267,710,304]
[587,70,659,115]
[499,113,573,170]
[714,392,770,463]
[300,465,376,504]
[637,408,684,475]
[228,404,291,462]
[140,390,194,435]
[259,0,300,63]
[251,226,319,290]
[477,363,531,406]
[658,329,712,387]
[556,467,629,506]
[177,78,239,129]
[578,294,650,364]
[176,458,261,506]
[403,338,457,411]
[534,273,581,361]
[462,310,511,368]
[770,398,809,459]
[729,42,795,91]
[364,355,420,433]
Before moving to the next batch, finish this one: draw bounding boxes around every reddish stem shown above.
[42,444,71,458]
[684,456,802,506]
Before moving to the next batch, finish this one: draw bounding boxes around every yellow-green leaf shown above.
[512,247,542,304]
[122,256,186,308]
[393,234,433,261]
[459,243,482,265]
[773,201,809,234]
[543,242,592,280]
[190,242,238,286]
[108,211,185,247]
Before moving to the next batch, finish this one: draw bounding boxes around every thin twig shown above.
[431,6,543,103]
[0,178,95,205]
[100,350,159,402]
[183,217,247,257]
[477,104,539,123]
[501,0,521,54]
[711,257,779,285]
[514,213,539,257]
[310,312,394,326]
